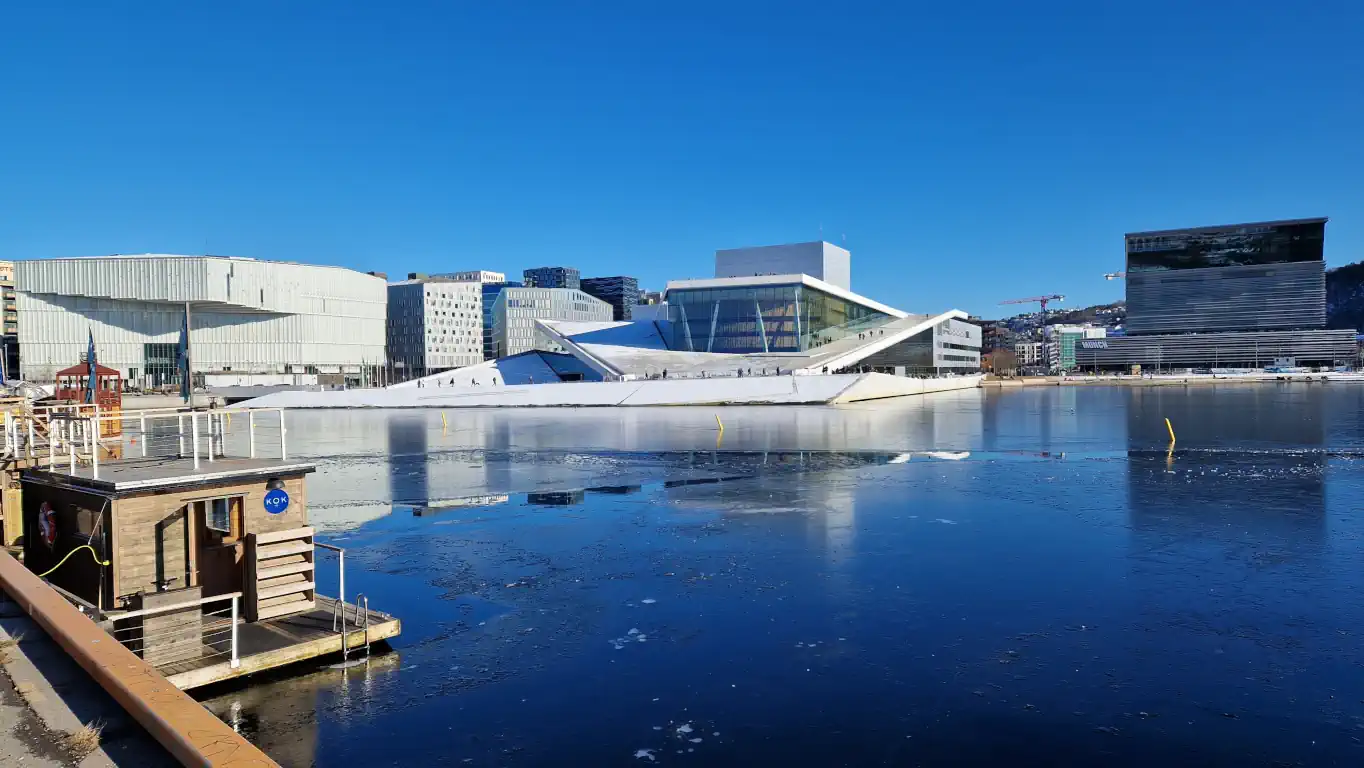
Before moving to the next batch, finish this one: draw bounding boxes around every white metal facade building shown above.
[17,255,386,384]
[386,277,484,378]
[492,287,612,358]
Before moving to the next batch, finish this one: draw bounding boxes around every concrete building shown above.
[386,277,483,379]
[1084,218,1355,370]
[17,255,387,385]
[580,276,640,321]
[1015,341,1043,367]
[715,241,852,291]
[0,261,17,379]
[491,287,611,357]
[523,266,580,290]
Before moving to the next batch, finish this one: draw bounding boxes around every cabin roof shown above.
[22,456,315,496]
[54,363,122,378]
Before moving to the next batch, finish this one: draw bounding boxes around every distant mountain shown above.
[1326,262,1364,332]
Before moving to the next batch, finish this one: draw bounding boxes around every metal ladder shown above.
[330,594,371,662]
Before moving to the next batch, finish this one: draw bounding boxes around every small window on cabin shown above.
[206,498,232,533]
[200,496,244,543]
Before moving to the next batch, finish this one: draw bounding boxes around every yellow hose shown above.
[37,545,110,578]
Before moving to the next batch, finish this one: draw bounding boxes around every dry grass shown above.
[59,721,103,759]
[0,632,23,664]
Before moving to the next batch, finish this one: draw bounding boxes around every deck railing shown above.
[104,591,242,671]
[1,405,291,478]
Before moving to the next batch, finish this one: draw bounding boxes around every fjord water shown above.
[200,384,1364,766]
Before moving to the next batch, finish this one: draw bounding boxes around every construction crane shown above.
[1103,272,1126,280]
[999,294,1065,313]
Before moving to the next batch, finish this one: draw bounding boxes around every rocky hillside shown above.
[1326,262,1364,331]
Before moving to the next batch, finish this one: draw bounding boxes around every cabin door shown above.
[192,496,246,598]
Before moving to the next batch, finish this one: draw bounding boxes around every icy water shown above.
[200,384,1364,766]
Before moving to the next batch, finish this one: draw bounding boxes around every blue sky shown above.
[3,1,1361,317]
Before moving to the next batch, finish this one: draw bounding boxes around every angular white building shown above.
[491,287,612,357]
[17,255,386,385]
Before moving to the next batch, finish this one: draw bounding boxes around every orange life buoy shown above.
[38,502,56,548]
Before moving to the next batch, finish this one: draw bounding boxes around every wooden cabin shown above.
[19,416,399,689]
[52,363,122,437]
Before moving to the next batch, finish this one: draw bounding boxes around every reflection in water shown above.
[201,651,403,768]
[211,386,1364,766]
[1127,385,1328,535]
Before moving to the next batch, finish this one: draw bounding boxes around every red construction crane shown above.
[999,294,1065,313]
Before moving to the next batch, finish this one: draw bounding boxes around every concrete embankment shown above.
[984,373,1352,388]
[0,553,278,767]
[238,372,983,409]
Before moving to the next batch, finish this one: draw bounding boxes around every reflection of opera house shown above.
[1077,218,1356,371]
[244,242,984,408]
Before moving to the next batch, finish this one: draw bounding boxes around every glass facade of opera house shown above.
[666,282,892,353]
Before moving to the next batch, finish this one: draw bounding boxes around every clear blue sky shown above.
[3,1,1361,317]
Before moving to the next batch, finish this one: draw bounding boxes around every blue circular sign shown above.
[263,488,290,515]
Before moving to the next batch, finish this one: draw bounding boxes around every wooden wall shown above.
[111,473,308,601]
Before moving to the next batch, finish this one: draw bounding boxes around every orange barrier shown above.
[0,552,278,767]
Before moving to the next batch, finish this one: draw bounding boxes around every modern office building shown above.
[491,287,612,357]
[580,276,640,321]
[17,255,387,385]
[523,266,580,290]
[435,270,505,284]
[1125,218,1328,334]
[1079,218,1356,370]
[638,290,664,306]
[386,277,483,379]
[1046,325,1106,371]
[714,241,851,291]
[0,261,18,379]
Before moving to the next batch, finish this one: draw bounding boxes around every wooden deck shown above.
[158,595,400,690]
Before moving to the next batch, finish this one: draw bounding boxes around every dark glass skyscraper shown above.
[522,266,580,290]
[580,276,640,321]
[1124,218,1327,335]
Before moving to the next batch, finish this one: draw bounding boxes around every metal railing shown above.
[1,405,291,478]
[103,592,242,671]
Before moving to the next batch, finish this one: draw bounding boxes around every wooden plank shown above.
[165,617,401,690]
[256,580,314,601]
[256,560,315,580]
[252,526,313,545]
[244,533,259,622]
[255,540,313,559]
[254,598,315,621]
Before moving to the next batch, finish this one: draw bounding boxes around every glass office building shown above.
[666,279,892,353]
[1125,218,1327,335]
[523,266,580,290]
[481,281,522,360]
[580,276,640,321]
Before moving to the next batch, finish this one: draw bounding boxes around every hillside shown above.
[1326,261,1364,332]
